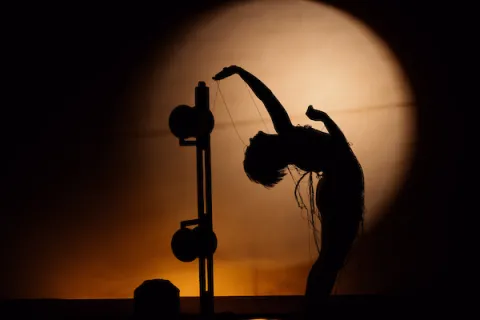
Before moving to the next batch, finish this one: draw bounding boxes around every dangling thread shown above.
[294,171,322,253]
[244,82,270,133]
[211,80,220,113]
[215,81,247,147]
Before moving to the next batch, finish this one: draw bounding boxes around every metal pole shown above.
[205,109,214,317]
[196,136,206,315]
[195,81,214,317]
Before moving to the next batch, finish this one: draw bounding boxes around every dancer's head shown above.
[243,131,288,188]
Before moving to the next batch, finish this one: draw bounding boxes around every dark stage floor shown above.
[0,295,443,319]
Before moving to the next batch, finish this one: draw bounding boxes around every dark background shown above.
[2,0,455,299]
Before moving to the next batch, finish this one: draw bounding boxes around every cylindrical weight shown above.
[169,105,214,140]
[171,228,198,262]
[171,226,217,262]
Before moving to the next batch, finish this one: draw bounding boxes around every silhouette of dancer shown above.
[213,65,365,317]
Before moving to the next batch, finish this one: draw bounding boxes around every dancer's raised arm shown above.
[213,65,294,134]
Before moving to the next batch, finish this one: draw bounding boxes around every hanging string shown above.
[215,81,248,147]
[294,171,322,252]
[244,82,270,133]
[211,80,220,113]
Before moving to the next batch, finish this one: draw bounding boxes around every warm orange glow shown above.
[38,0,415,298]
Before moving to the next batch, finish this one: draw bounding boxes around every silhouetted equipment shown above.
[171,226,217,262]
[171,227,198,262]
[133,279,180,319]
[169,81,216,318]
[169,104,214,140]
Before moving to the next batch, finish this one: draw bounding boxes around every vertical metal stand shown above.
[171,81,215,318]
[195,82,214,317]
